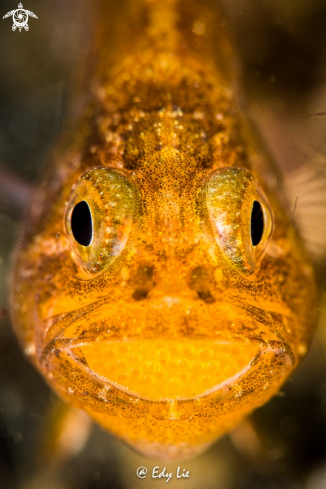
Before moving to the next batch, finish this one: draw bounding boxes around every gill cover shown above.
[206,167,274,276]
[65,168,137,274]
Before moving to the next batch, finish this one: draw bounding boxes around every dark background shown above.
[1,1,326,488]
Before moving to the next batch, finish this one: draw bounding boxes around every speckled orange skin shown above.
[11,0,316,460]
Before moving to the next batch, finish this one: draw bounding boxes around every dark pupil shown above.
[251,200,264,246]
[71,201,92,246]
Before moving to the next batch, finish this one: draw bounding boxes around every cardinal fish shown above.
[11,0,317,460]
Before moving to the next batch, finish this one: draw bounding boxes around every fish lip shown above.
[39,298,292,358]
[40,333,292,365]
[41,336,294,402]
[39,299,295,402]
[38,296,296,403]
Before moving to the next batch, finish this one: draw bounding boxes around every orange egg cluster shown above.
[80,341,259,400]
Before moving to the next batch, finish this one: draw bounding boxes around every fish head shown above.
[12,112,316,459]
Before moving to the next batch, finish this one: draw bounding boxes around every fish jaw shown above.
[36,298,295,459]
[40,335,294,460]
[69,338,293,401]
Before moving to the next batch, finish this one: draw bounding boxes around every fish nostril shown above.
[132,289,149,301]
[197,290,215,304]
[129,264,155,301]
[190,266,216,304]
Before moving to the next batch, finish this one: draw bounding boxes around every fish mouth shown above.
[70,338,289,401]
[40,299,295,401]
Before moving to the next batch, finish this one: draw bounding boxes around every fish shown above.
[11,0,317,460]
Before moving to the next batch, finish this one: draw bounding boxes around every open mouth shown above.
[77,340,261,400]
[41,299,294,403]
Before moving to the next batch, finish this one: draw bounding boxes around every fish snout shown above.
[147,274,198,302]
[129,261,221,304]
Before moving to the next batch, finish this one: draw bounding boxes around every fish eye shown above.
[65,168,137,274]
[206,167,274,276]
[251,200,264,246]
[71,201,93,247]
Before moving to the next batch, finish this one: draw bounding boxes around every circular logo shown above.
[3,4,38,33]
[136,467,148,478]
[13,9,28,28]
